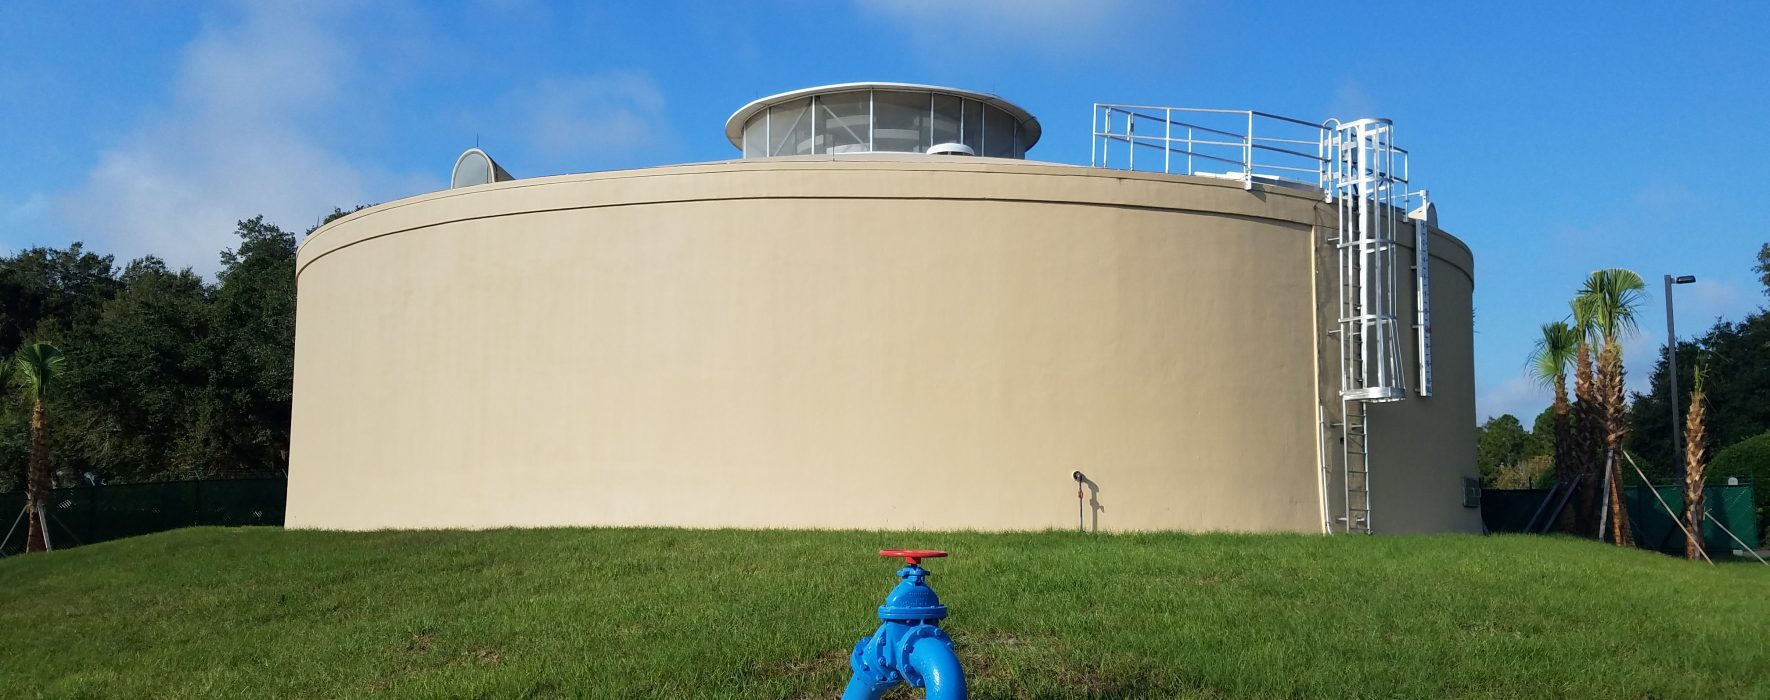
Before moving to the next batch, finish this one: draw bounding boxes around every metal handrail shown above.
[1091,103,1411,190]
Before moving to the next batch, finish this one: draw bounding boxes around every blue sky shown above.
[3,1,1767,424]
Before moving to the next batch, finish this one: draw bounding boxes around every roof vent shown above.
[451,148,513,189]
[927,142,976,157]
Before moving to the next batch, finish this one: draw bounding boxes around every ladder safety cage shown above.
[1324,118,1411,535]
[1089,104,1430,536]
[1325,118,1409,405]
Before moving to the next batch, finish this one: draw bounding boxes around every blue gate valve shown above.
[842,549,968,700]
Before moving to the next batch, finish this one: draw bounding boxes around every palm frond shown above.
[1526,321,1580,388]
[14,342,67,401]
[1574,268,1648,342]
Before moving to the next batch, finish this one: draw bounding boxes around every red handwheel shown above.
[879,549,948,566]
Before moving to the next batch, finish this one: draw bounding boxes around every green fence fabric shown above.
[1481,483,1760,554]
[0,479,285,556]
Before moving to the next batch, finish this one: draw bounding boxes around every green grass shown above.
[2,528,1767,699]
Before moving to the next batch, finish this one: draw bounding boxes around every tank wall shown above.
[287,158,1478,533]
[1365,230,1482,534]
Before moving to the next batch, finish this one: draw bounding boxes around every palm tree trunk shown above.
[1551,376,1580,534]
[1572,343,1603,538]
[24,398,48,553]
[1599,341,1634,546]
[1551,377,1571,480]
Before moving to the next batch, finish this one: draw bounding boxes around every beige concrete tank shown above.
[287,153,1480,534]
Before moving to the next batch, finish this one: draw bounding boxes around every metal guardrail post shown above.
[1244,111,1254,189]
[1089,105,1097,167]
[1163,108,1171,173]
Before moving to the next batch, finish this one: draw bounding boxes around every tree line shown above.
[0,210,355,494]
[1477,243,1770,547]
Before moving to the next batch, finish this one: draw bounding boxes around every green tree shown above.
[1529,407,1560,458]
[1629,311,1770,477]
[1575,268,1648,546]
[0,207,352,487]
[1477,415,1531,484]
[59,258,215,482]
[0,243,120,357]
[204,217,298,475]
[1478,414,1553,489]
[15,342,66,552]
[1755,242,1769,296]
[1709,430,1770,541]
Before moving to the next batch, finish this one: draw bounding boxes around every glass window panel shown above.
[872,90,930,153]
[743,115,768,158]
[984,106,1014,158]
[961,99,984,154]
[931,94,961,147]
[768,98,813,156]
[452,151,491,188]
[816,91,870,153]
[1011,124,1025,158]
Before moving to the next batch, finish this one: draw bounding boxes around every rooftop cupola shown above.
[726,83,1040,159]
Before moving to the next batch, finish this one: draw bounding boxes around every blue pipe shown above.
[906,635,967,699]
[841,672,893,700]
[841,623,967,700]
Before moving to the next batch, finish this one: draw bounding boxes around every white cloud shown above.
[1617,278,1750,397]
[52,2,427,274]
[1676,278,1747,330]
[1477,373,1549,424]
[854,0,1150,56]
[1632,182,1695,211]
[0,192,49,251]
[1328,80,1377,120]
[503,72,669,167]
[1619,333,1663,398]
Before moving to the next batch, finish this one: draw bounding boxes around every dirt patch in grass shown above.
[405,633,435,654]
[466,646,503,666]
[760,646,850,678]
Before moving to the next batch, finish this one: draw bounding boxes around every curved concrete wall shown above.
[288,155,1480,533]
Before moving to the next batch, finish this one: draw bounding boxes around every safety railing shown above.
[1090,104,1410,192]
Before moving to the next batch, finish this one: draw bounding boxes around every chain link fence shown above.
[0,478,285,556]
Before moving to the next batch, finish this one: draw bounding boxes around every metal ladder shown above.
[1323,118,1408,535]
[1339,400,1372,533]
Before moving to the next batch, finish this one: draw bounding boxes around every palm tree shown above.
[1528,321,1584,533]
[1527,322,1581,477]
[1683,365,1709,561]
[15,342,66,553]
[1574,269,1647,546]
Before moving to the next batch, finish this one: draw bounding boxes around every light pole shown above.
[1665,274,1696,479]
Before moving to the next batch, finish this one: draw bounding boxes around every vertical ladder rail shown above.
[1409,195,1436,397]
[1342,400,1372,533]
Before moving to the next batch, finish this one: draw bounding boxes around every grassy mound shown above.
[2,528,1766,698]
